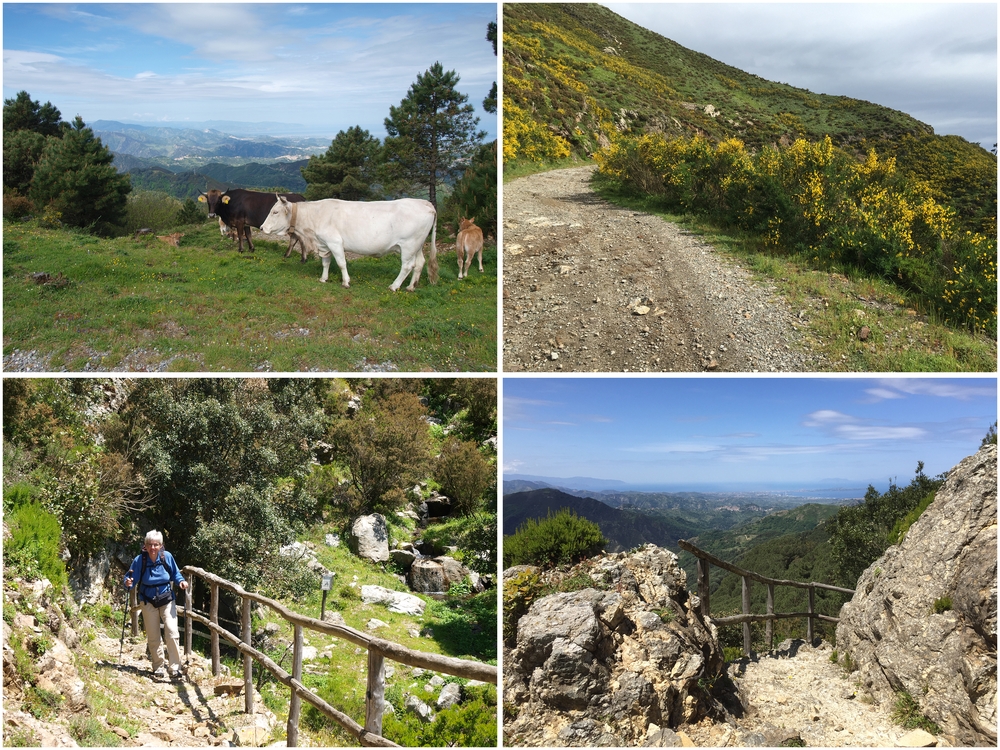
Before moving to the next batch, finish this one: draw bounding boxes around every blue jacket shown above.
[126,550,185,605]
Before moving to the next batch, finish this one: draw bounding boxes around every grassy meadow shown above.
[3,219,497,372]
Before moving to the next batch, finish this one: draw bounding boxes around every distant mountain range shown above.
[92,120,330,162]
[504,473,865,501]
[90,121,326,198]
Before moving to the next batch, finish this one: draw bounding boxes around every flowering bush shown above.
[598,133,996,334]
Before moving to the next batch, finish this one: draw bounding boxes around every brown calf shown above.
[455,217,484,279]
[156,233,184,247]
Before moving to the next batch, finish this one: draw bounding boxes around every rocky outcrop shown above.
[836,444,997,746]
[504,544,724,746]
[347,514,390,562]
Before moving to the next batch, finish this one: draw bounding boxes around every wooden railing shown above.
[129,566,497,747]
[678,539,855,656]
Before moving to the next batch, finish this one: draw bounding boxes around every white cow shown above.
[261,196,438,291]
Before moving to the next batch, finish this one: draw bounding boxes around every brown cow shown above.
[455,217,484,279]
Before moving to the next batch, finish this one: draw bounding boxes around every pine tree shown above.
[443,140,497,238]
[3,129,47,194]
[484,22,498,114]
[29,116,131,230]
[3,90,64,137]
[301,125,383,201]
[382,62,485,207]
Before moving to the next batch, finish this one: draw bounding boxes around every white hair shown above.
[145,530,164,546]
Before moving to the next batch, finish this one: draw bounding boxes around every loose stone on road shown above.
[503,166,828,372]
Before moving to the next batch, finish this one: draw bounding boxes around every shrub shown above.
[383,683,497,747]
[3,190,34,219]
[596,132,997,335]
[887,491,936,545]
[69,715,122,747]
[503,507,605,569]
[933,596,953,614]
[330,391,432,515]
[123,190,183,234]
[434,437,492,516]
[892,691,940,734]
[503,569,542,645]
[3,492,68,588]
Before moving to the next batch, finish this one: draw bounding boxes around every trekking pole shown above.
[119,583,130,664]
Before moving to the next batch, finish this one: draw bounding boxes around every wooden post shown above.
[366,646,386,737]
[242,596,253,714]
[765,583,775,653]
[184,574,194,658]
[741,575,752,657]
[697,558,711,618]
[287,625,304,747]
[210,582,220,676]
[807,585,815,644]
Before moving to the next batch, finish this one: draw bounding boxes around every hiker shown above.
[124,530,188,679]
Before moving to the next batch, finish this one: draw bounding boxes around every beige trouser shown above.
[140,599,182,671]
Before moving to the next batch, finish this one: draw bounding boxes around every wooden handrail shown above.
[678,539,855,656]
[174,565,496,747]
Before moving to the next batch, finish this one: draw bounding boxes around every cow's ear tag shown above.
[222,196,230,204]
[197,195,206,203]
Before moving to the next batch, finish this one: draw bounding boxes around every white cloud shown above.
[804,409,927,441]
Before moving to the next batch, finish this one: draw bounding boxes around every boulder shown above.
[437,681,462,709]
[390,548,417,570]
[836,444,997,746]
[409,556,473,594]
[347,514,390,562]
[361,585,426,616]
[504,544,723,746]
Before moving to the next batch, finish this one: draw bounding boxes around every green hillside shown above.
[503,488,695,552]
[680,503,842,580]
[503,2,931,160]
[707,523,849,649]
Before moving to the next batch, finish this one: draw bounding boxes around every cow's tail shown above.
[428,218,439,285]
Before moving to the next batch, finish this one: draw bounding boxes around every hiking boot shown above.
[169,666,182,679]
[153,666,167,678]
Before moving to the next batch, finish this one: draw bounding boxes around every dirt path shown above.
[89,630,276,747]
[502,166,828,372]
[686,640,907,747]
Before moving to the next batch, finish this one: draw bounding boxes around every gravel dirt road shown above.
[503,166,829,372]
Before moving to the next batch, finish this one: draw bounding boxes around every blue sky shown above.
[607,3,997,149]
[504,377,997,494]
[3,3,498,140]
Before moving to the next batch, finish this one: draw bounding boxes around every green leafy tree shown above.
[829,462,944,586]
[29,116,131,230]
[119,379,326,589]
[3,91,63,137]
[434,437,492,515]
[330,391,432,515]
[981,421,997,447]
[503,508,606,568]
[382,62,486,206]
[301,125,384,201]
